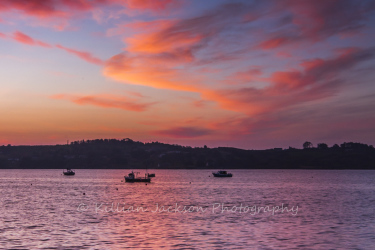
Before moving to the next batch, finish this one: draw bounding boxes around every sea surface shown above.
[0,169,374,249]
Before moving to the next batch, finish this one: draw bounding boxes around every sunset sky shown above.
[1,0,375,149]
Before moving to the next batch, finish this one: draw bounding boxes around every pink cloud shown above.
[276,52,292,58]
[56,44,104,65]
[259,36,292,50]
[51,93,156,112]
[125,0,180,12]
[12,31,51,47]
[223,67,263,85]
[0,0,112,19]
[8,32,103,65]
[0,0,183,23]
[0,0,68,18]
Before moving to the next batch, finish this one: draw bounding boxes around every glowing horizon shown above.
[1,0,375,149]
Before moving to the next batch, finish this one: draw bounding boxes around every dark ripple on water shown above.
[1,169,375,249]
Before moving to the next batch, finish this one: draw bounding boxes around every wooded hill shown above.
[0,139,374,169]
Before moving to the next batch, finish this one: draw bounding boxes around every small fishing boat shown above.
[125,171,151,182]
[63,169,75,175]
[147,173,156,177]
[212,170,232,177]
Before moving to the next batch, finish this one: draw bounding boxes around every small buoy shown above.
[116,188,118,190]
[31,184,32,185]
[83,193,85,195]
[145,184,147,186]
[189,182,191,184]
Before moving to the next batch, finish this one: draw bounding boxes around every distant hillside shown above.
[0,139,374,169]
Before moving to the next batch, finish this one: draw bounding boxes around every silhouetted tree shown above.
[317,143,328,149]
[303,141,313,149]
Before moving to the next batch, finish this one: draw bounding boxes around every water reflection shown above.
[0,170,374,249]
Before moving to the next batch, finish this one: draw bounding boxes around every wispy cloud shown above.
[56,44,104,65]
[51,94,156,112]
[104,3,259,91]
[0,0,184,27]
[7,31,104,65]
[203,47,375,115]
[12,31,51,47]
[257,0,375,50]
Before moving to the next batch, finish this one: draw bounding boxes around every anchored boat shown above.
[63,169,75,175]
[125,171,151,182]
[212,170,232,177]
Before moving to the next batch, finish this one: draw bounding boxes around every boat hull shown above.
[125,177,151,182]
[63,172,75,176]
[212,173,232,177]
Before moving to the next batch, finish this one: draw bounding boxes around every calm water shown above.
[0,169,374,249]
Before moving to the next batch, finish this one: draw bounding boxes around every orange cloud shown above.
[204,47,375,115]
[12,31,51,47]
[270,47,375,92]
[56,44,104,65]
[104,3,256,92]
[103,52,200,92]
[51,94,156,112]
[200,88,266,115]
[123,3,252,55]
[126,25,203,54]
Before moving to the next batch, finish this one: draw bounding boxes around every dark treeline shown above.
[0,139,374,169]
